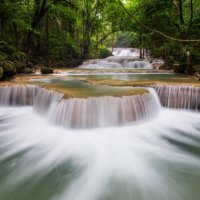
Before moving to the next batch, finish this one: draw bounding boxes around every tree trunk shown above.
[184,44,194,75]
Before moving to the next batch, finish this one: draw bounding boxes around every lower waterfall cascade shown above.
[0,83,200,200]
[0,85,39,105]
[0,85,160,128]
[154,85,200,111]
[0,84,199,128]
[47,89,160,128]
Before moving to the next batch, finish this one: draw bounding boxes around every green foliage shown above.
[0,0,200,74]
[114,32,137,47]
[98,46,112,58]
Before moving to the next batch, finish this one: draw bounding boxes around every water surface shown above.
[0,107,200,200]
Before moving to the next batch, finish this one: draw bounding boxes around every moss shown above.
[23,68,34,74]
[0,61,16,77]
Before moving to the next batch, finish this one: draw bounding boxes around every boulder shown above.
[14,61,26,73]
[41,67,54,74]
[23,68,34,74]
[0,61,16,77]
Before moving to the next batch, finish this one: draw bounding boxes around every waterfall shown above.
[112,48,140,57]
[0,84,199,129]
[127,61,152,69]
[47,90,160,129]
[33,87,64,115]
[0,85,160,128]
[79,59,152,69]
[79,48,152,69]
[0,85,38,106]
[154,85,200,111]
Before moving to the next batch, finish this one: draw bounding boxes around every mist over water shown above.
[0,84,200,200]
[0,107,200,199]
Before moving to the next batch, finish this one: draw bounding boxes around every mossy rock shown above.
[0,61,16,77]
[41,67,54,74]
[14,61,26,73]
[23,68,34,74]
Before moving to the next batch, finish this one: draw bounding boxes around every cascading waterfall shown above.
[33,87,64,115]
[79,48,153,69]
[0,85,39,105]
[154,85,200,111]
[48,89,160,128]
[0,84,200,200]
[0,85,199,129]
[0,85,160,128]
[112,48,140,57]
[127,60,152,69]
[79,58,153,69]
[0,102,200,200]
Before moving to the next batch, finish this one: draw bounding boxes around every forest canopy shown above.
[0,0,200,74]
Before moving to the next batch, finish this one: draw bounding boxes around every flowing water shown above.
[0,84,200,200]
[79,48,153,69]
[112,48,140,57]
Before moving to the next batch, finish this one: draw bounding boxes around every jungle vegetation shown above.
[0,0,200,77]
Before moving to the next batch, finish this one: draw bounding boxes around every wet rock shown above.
[23,68,34,74]
[14,61,26,73]
[41,67,54,74]
[0,61,16,77]
[26,62,34,68]
[194,72,200,81]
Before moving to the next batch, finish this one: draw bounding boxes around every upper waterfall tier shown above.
[79,48,153,69]
[80,58,152,69]
[112,48,140,57]
[0,85,39,106]
[154,85,200,111]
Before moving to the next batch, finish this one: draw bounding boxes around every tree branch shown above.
[117,0,200,42]
[97,30,119,45]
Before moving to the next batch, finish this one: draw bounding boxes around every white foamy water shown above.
[79,48,153,69]
[0,106,200,200]
[47,88,160,129]
[0,84,199,200]
[112,48,140,57]
[154,85,200,111]
[0,86,161,128]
